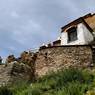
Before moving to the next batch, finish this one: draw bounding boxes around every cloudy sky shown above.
[0,0,95,58]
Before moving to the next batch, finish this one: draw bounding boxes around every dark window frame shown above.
[67,26,78,43]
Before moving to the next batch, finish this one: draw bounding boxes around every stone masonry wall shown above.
[35,46,93,77]
[0,46,93,84]
[0,62,32,86]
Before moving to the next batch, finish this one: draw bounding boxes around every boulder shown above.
[6,55,16,63]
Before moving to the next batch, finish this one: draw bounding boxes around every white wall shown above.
[61,23,94,45]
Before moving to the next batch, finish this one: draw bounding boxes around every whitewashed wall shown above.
[61,23,94,45]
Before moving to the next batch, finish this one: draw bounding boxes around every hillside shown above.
[0,68,95,95]
[0,45,94,95]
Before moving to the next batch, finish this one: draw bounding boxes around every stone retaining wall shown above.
[35,46,93,77]
[0,62,32,86]
[0,45,93,84]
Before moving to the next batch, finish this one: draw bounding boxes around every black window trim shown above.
[67,26,78,43]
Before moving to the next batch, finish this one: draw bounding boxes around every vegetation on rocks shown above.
[0,68,95,95]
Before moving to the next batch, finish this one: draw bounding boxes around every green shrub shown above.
[82,69,94,84]
[0,68,94,95]
[18,87,41,95]
[56,82,84,95]
[55,68,83,88]
[0,86,13,95]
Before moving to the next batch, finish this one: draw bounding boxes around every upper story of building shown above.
[60,13,95,45]
[40,13,95,49]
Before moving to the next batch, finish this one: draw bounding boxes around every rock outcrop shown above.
[0,62,33,86]
[6,55,16,63]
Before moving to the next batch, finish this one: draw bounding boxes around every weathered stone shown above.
[6,55,16,63]
[0,62,33,86]
[18,51,37,68]
[35,46,93,77]
[0,45,94,83]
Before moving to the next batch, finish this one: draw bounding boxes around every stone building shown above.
[38,13,95,77]
[1,13,95,83]
[4,13,95,78]
[41,13,95,47]
[60,13,95,45]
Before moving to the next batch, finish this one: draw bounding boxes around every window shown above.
[67,27,78,43]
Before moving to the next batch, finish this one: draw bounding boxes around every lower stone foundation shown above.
[0,45,94,84]
[35,45,93,77]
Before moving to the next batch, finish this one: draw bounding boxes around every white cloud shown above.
[11,11,20,18]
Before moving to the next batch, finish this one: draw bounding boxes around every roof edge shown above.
[61,13,95,32]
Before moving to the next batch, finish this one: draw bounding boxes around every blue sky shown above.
[0,0,95,58]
